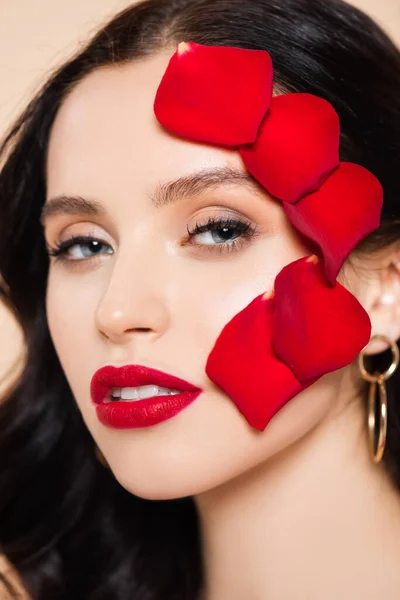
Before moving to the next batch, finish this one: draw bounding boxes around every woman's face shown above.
[44,51,350,500]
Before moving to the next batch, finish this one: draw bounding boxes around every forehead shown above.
[46,51,245,200]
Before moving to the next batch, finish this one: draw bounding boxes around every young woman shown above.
[1,0,400,598]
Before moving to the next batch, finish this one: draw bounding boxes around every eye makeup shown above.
[46,213,260,264]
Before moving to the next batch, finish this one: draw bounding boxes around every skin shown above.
[43,50,400,599]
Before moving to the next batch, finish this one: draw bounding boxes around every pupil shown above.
[81,240,103,257]
[90,241,102,254]
[216,226,233,241]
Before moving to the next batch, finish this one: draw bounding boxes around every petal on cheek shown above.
[282,163,384,285]
[240,94,340,203]
[154,41,273,146]
[271,256,372,383]
[205,292,317,431]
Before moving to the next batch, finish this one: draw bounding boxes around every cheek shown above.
[110,373,340,501]
[45,268,99,398]
[182,232,311,361]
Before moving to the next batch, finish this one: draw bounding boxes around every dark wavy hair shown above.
[1,0,400,597]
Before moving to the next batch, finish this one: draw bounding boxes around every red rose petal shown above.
[271,255,371,383]
[282,163,383,285]
[206,291,317,431]
[240,94,340,203]
[154,41,273,146]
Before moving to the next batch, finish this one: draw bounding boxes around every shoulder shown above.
[0,555,29,599]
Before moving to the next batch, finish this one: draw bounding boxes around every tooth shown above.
[138,385,161,400]
[111,387,122,398]
[120,387,141,400]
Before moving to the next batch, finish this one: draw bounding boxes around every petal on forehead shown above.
[240,94,340,203]
[154,41,273,146]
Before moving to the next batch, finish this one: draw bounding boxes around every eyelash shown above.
[47,216,258,263]
[186,216,257,253]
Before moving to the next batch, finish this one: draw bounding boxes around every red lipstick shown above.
[90,364,202,429]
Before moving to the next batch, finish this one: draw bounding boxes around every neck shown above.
[195,389,400,600]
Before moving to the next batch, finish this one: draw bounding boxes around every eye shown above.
[47,235,113,262]
[185,216,258,253]
[47,216,259,264]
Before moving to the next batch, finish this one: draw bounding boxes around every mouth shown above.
[90,364,202,429]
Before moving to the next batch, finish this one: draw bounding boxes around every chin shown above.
[112,468,209,501]
[106,449,253,501]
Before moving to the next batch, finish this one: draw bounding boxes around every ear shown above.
[347,245,400,356]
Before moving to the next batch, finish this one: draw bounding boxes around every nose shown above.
[94,244,171,344]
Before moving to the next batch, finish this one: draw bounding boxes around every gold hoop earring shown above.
[358,334,399,463]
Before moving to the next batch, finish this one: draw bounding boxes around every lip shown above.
[90,364,203,429]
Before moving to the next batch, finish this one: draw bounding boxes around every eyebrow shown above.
[40,166,262,226]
